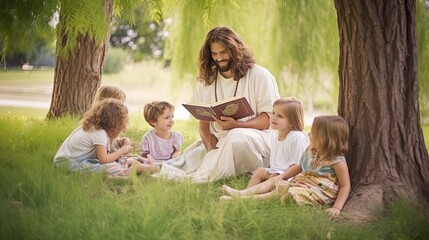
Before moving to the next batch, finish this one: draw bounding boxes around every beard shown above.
[215,59,232,72]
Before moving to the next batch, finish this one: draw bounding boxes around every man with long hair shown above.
[158,26,280,182]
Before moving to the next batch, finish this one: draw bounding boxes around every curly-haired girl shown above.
[54,98,159,176]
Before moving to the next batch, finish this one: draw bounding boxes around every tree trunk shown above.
[334,0,429,222]
[47,0,113,119]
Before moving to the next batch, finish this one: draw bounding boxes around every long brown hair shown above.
[197,26,255,84]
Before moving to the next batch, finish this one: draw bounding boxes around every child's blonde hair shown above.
[273,97,304,131]
[143,101,175,127]
[92,85,126,107]
[310,115,349,161]
[82,98,129,134]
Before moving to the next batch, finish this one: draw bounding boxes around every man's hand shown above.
[213,115,236,130]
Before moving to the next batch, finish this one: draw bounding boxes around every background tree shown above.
[47,0,139,118]
[334,0,429,220]
[0,0,139,118]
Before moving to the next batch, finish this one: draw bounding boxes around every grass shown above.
[0,68,54,83]
[1,116,429,240]
[1,65,429,239]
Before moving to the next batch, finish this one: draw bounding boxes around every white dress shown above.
[155,65,280,183]
[268,130,310,174]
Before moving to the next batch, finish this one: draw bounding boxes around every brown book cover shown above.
[182,96,255,121]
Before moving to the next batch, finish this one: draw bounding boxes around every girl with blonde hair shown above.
[221,116,351,217]
[247,97,309,187]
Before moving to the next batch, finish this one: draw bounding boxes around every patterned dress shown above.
[274,148,346,205]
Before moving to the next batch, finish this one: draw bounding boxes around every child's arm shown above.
[280,164,302,180]
[326,161,351,217]
[96,144,133,164]
[146,154,155,164]
[171,132,183,159]
[171,148,181,158]
[139,136,150,158]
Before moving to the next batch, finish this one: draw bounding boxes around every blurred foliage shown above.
[167,0,428,115]
[109,1,170,62]
[0,0,138,64]
[0,0,427,118]
[103,47,129,74]
[167,0,339,111]
[0,0,57,65]
[54,0,135,58]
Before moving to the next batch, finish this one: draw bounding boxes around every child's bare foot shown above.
[141,164,160,174]
[151,164,161,173]
[105,174,129,181]
[221,185,241,197]
[219,195,234,201]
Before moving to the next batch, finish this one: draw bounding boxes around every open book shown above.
[182,96,255,121]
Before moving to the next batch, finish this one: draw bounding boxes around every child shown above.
[139,101,184,165]
[53,99,159,176]
[92,85,130,146]
[247,97,309,187]
[221,115,351,217]
[92,85,126,107]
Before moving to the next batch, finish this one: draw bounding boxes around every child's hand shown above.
[118,137,132,147]
[325,207,341,217]
[147,154,156,164]
[120,145,133,155]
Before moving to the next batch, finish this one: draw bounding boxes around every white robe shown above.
[155,65,280,183]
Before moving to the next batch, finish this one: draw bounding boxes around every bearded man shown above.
[157,26,280,183]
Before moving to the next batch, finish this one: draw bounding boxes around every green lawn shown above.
[1,68,429,239]
[1,116,429,240]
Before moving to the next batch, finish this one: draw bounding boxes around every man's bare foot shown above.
[221,185,241,197]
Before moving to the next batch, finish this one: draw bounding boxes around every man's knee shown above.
[226,128,255,147]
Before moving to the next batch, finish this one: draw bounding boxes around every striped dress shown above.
[274,148,346,205]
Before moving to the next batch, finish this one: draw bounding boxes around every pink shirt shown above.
[139,129,183,160]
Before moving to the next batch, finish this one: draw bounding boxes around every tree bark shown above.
[334,0,429,221]
[47,0,113,119]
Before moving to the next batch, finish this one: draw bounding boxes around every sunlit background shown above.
[1,0,428,125]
